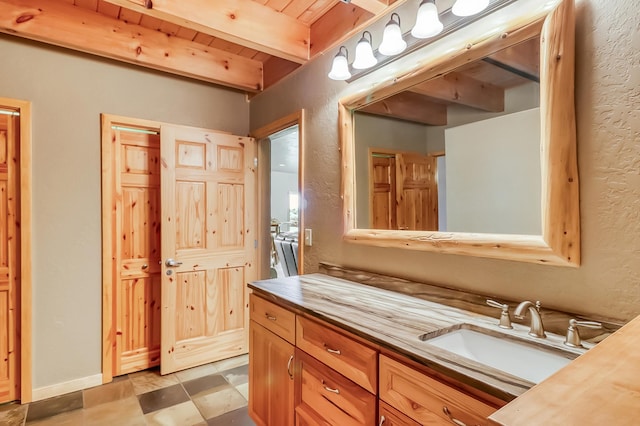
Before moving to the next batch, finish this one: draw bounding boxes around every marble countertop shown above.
[248,273,589,401]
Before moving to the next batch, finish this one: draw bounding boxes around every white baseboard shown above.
[32,373,103,402]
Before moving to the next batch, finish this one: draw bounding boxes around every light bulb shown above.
[411,0,443,39]
[379,13,407,56]
[352,31,378,70]
[328,46,351,80]
[452,0,490,17]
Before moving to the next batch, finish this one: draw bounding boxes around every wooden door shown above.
[248,321,294,426]
[370,155,397,230]
[160,125,256,374]
[0,111,19,402]
[396,153,438,231]
[109,127,162,376]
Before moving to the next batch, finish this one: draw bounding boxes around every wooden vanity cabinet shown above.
[379,355,499,425]
[249,295,296,426]
[379,401,421,426]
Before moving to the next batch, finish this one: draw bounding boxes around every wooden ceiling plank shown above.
[263,56,301,89]
[281,0,317,20]
[350,0,388,14]
[310,2,372,56]
[103,0,310,63]
[118,7,142,24]
[175,26,198,42]
[487,36,540,80]
[97,0,121,18]
[192,32,215,45]
[139,14,163,31]
[0,0,263,92]
[411,72,505,112]
[359,92,448,125]
[297,0,339,24]
[74,0,98,11]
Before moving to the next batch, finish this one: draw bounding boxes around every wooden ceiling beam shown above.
[359,92,447,125]
[0,0,263,92]
[487,36,540,80]
[411,72,505,112]
[103,0,310,64]
[350,0,390,14]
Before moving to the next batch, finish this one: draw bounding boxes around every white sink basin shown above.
[424,328,574,384]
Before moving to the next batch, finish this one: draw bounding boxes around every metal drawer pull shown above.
[379,415,386,426]
[443,406,467,426]
[325,346,341,355]
[265,313,277,321]
[287,355,294,380]
[321,381,340,394]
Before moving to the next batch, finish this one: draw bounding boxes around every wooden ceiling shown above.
[0,0,406,93]
[359,36,541,125]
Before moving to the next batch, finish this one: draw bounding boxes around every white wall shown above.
[0,34,249,391]
[271,171,298,224]
[445,108,541,234]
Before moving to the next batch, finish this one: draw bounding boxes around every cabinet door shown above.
[379,401,420,426]
[249,320,295,426]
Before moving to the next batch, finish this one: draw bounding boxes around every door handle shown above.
[165,258,183,267]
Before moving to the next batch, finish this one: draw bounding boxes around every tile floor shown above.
[0,354,255,426]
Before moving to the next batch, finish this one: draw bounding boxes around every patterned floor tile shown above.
[145,400,205,426]
[235,382,249,400]
[220,364,248,386]
[182,374,229,397]
[0,402,28,426]
[213,354,248,372]
[25,391,83,423]
[193,386,247,420]
[137,384,190,414]
[175,363,219,383]
[25,408,84,426]
[129,369,180,395]
[206,406,255,426]
[82,396,145,426]
[83,377,135,408]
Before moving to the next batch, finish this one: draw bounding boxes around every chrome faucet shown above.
[514,300,546,338]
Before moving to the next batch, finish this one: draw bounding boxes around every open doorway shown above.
[251,111,304,280]
[269,125,300,278]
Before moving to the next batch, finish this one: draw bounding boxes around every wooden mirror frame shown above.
[339,0,578,267]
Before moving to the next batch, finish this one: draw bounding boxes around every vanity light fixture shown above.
[379,13,407,56]
[352,31,378,69]
[411,0,444,39]
[328,46,352,80]
[452,0,490,16]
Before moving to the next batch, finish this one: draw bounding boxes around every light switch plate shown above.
[304,229,312,246]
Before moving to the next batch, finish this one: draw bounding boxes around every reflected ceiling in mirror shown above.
[355,36,542,236]
[339,0,579,266]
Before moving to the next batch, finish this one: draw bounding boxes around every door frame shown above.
[0,97,33,403]
[101,114,162,384]
[251,110,305,279]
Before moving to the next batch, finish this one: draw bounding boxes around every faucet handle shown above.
[564,319,602,348]
[486,299,513,329]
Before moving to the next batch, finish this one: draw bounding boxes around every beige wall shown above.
[250,0,640,323]
[0,34,249,390]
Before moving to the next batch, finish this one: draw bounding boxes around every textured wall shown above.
[250,0,640,322]
[0,34,249,389]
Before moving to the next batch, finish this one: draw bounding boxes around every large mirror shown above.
[340,0,579,266]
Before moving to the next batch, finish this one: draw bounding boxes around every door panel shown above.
[396,153,438,231]
[113,129,162,376]
[161,125,256,374]
[0,113,19,402]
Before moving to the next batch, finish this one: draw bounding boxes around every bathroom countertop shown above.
[489,312,640,424]
[248,273,588,402]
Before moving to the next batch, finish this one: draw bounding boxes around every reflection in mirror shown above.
[355,36,542,235]
[340,0,579,266]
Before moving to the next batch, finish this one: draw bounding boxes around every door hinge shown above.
[254,157,258,167]
[254,239,258,249]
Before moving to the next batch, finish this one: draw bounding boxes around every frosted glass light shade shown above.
[411,0,443,39]
[379,14,407,56]
[328,47,351,80]
[452,0,490,16]
[352,32,377,70]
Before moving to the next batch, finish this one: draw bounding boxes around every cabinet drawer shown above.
[380,355,497,426]
[296,350,376,426]
[250,294,296,344]
[379,401,420,426]
[296,316,377,393]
